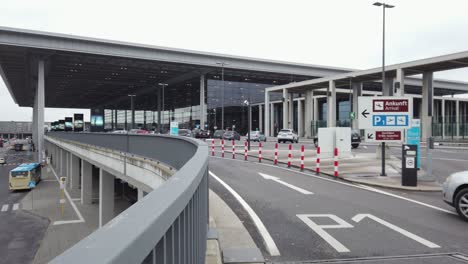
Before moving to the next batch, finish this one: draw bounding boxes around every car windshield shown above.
[280,129,291,133]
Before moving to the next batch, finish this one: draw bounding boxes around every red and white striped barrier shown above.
[300,145,305,171]
[232,140,236,159]
[287,144,292,168]
[221,140,225,158]
[274,143,278,165]
[334,147,339,177]
[244,142,248,161]
[258,142,262,163]
[211,139,215,156]
[316,147,320,175]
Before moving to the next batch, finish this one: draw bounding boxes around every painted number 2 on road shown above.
[297,214,440,253]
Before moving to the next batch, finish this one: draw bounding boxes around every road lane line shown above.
[12,203,19,211]
[420,157,466,162]
[1,204,8,212]
[209,170,281,256]
[259,173,313,195]
[210,156,456,215]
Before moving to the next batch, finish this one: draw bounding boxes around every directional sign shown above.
[358,97,412,130]
[365,129,403,143]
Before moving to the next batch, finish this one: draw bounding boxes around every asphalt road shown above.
[0,147,49,264]
[209,156,468,263]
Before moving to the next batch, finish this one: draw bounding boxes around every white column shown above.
[32,93,38,151]
[383,77,394,96]
[442,99,445,139]
[37,60,45,162]
[456,100,460,138]
[422,72,434,140]
[138,189,145,201]
[352,82,363,129]
[328,81,337,127]
[270,103,274,136]
[70,154,80,192]
[258,104,263,132]
[81,160,93,205]
[282,89,288,129]
[288,93,294,129]
[264,91,270,136]
[60,149,66,176]
[298,99,304,137]
[200,75,206,129]
[99,169,115,228]
[395,68,405,96]
[304,90,314,138]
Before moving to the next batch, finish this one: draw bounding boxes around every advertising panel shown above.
[90,109,105,132]
[65,117,73,131]
[74,114,84,132]
[406,119,421,169]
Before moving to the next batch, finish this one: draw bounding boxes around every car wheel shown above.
[352,143,359,149]
[455,188,468,222]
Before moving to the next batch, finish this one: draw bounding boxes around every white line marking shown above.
[420,157,466,162]
[259,173,313,195]
[352,214,440,248]
[210,156,457,215]
[49,165,85,225]
[1,204,8,212]
[209,171,281,256]
[12,203,19,211]
[297,214,353,253]
[42,179,58,182]
[453,254,468,261]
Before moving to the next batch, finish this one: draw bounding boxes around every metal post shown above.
[248,104,251,150]
[129,95,136,130]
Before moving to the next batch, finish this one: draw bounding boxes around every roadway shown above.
[0,147,49,264]
[208,155,468,263]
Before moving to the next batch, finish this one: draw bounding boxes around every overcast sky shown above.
[1,0,468,122]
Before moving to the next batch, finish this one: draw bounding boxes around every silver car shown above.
[443,171,468,221]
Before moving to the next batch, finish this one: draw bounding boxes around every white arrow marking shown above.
[352,214,440,248]
[259,173,313,195]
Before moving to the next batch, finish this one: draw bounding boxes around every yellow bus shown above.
[9,163,42,191]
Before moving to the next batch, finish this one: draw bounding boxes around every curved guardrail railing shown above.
[48,132,209,264]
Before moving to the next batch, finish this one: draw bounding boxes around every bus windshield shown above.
[11,171,29,177]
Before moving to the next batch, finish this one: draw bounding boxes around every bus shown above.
[9,163,42,191]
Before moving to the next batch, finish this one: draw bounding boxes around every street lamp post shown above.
[216,62,229,130]
[158,83,168,133]
[244,100,251,150]
[373,2,394,177]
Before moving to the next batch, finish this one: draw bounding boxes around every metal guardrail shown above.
[48,132,209,264]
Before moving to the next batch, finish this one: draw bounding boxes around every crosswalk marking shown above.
[1,204,9,212]
[12,203,19,211]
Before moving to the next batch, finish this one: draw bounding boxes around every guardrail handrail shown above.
[48,132,209,264]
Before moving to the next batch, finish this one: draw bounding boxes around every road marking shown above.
[12,203,19,211]
[352,214,440,248]
[259,172,313,195]
[1,204,8,212]
[210,156,457,215]
[49,165,85,225]
[420,157,466,162]
[209,170,281,256]
[297,214,353,253]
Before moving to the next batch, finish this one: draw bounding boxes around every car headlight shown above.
[444,175,453,184]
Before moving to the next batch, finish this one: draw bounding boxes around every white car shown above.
[443,171,468,221]
[0,157,5,165]
[277,129,299,143]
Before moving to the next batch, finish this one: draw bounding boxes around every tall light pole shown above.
[216,62,229,130]
[374,2,394,177]
[158,83,168,133]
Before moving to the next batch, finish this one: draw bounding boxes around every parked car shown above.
[246,131,267,142]
[0,157,5,165]
[213,130,225,139]
[313,129,361,149]
[194,129,210,139]
[178,129,193,137]
[443,171,468,221]
[129,129,150,134]
[111,130,128,134]
[277,129,299,143]
[223,131,241,141]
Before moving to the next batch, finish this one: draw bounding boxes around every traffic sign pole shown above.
[381,142,386,176]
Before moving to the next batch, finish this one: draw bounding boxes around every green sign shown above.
[349,112,356,120]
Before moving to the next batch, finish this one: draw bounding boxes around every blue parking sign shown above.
[373,115,408,127]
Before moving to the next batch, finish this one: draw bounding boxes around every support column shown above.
[32,95,38,151]
[270,103,274,136]
[99,169,115,227]
[352,82,363,129]
[288,93,294,129]
[456,100,460,138]
[157,87,162,133]
[114,110,118,129]
[37,60,45,162]
[258,104,263,132]
[81,160,93,205]
[383,77,394,96]
[200,75,206,130]
[282,89,288,129]
[304,90,313,138]
[328,81,337,127]
[442,99,446,139]
[395,68,405,96]
[297,100,303,137]
[138,189,145,201]
[60,149,66,176]
[70,154,80,192]
[264,91,270,136]
[422,72,434,140]
[130,96,135,130]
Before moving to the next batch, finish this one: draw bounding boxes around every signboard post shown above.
[406,119,421,169]
[358,97,413,176]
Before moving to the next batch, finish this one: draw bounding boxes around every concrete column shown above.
[138,189,145,201]
[264,91,270,136]
[81,160,93,205]
[298,99,304,137]
[422,72,434,139]
[442,99,446,139]
[32,94,38,151]
[352,82,363,129]
[282,89,288,129]
[304,90,314,138]
[70,154,80,192]
[114,110,118,129]
[37,60,45,162]
[130,96,135,130]
[313,97,319,122]
[288,93,294,129]
[395,68,405,96]
[328,81,337,127]
[60,149,65,176]
[99,169,115,228]
[258,104,263,132]
[157,87,162,132]
[383,77,394,96]
[270,103,274,136]
[200,75,206,129]
[456,100,460,138]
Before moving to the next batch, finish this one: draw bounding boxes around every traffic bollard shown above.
[221,140,225,158]
[316,147,320,175]
[211,139,215,156]
[259,142,262,163]
[244,141,248,161]
[300,145,305,171]
[287,144,292,168]
[232,140,236,159]
[274,143,278,165]
[334,147,339,177]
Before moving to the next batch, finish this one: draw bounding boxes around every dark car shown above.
[313,129,361,149]
[223,131,241,141]
[213,130,225,139]
[194,129,210,139]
